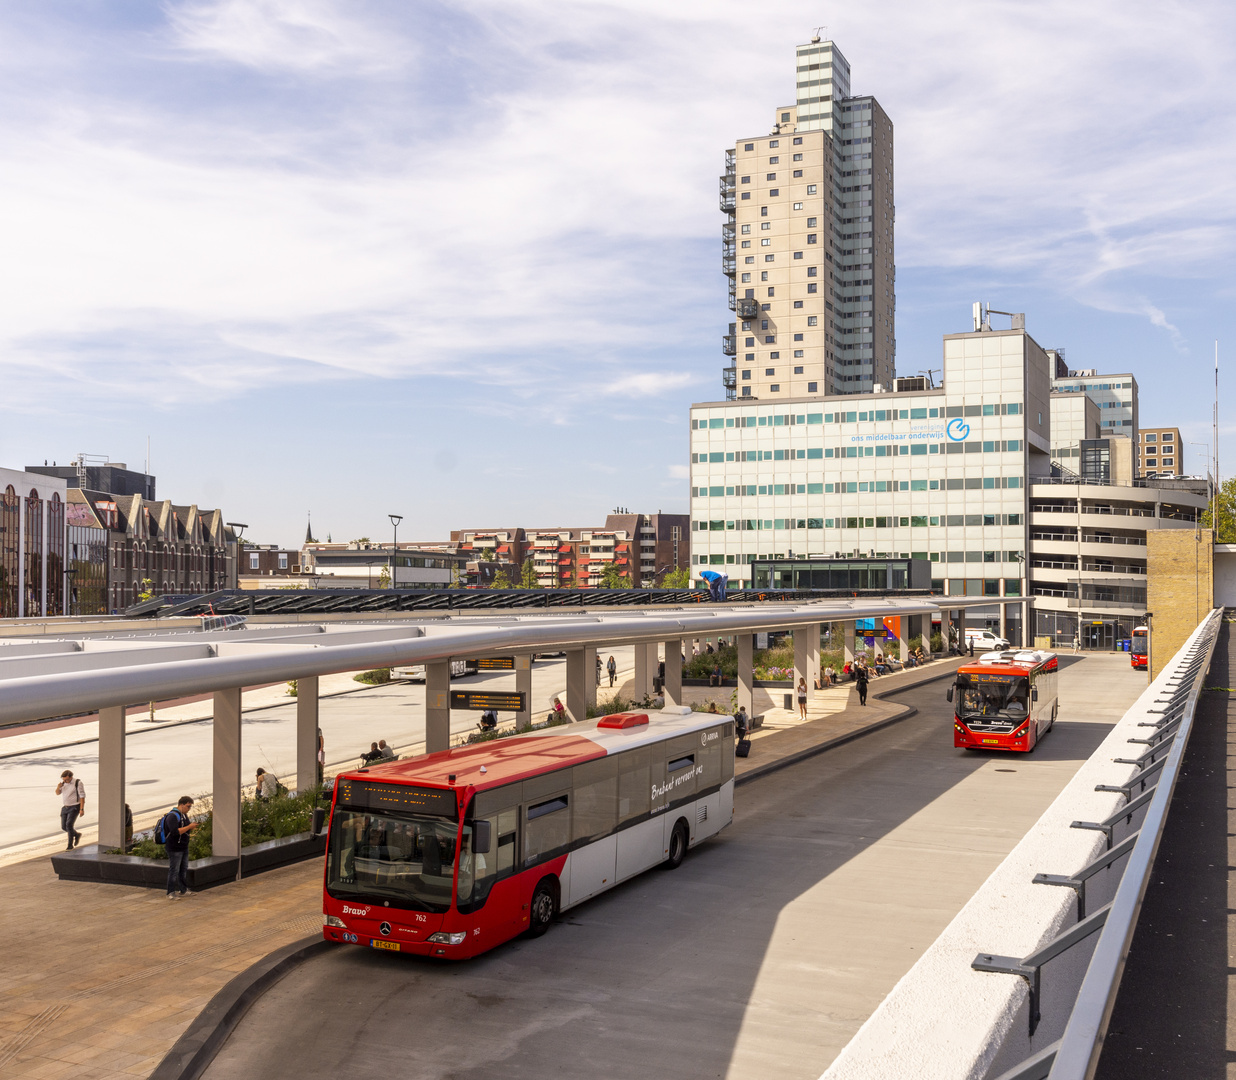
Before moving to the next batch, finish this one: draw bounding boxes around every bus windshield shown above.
[1131,630,1147,657]
[326,810,458,913]
[957,674,1030,719]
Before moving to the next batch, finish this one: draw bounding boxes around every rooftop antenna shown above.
[918,368,940,389]
[811,25,826,43]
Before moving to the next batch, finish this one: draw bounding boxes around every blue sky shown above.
[0,1,1233,546]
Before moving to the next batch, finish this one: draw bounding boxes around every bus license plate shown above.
[370,939,400,951]
[982,739,998,745]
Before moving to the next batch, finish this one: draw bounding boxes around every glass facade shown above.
[0,486,17,618]
[751,556,931,591]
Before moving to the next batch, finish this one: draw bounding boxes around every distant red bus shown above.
[321,707,734,959]
[1131,626,1148,670]
[951,650,1059,752]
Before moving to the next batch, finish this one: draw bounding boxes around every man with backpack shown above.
[55,770,85,850]
[159,797,199,900]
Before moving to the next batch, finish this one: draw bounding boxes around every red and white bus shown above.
[1130,625,1148,670]
[950,649,1060,752]
[321,706,735,959]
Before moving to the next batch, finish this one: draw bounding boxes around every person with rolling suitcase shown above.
[735,707,751,758]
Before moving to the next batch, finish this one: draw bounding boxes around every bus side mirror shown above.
[1031,688,1039,701]
[946,685,954,703]
[472,820,492,855]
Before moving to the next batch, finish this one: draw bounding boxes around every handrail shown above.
[983,607,1223,1080]
[1046,608,1222,1078]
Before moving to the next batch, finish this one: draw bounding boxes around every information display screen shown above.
[450,690,526,712]
[336,779,458,818]
[472,657,515,671]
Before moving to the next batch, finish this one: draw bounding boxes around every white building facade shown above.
[691,326,1052,611]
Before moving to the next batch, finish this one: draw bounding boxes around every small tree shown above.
[520,558,538,589]
[661,567,690,589]
[490,569,512,589]
[137,578,155,602]
[377,565,391,589]
[1201,477,1236,543]
[601,563,631,589]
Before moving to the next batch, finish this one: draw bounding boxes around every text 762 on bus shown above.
[321,706,735,959]
[949,649,1060,752]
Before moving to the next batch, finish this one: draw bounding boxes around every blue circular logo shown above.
[946,418,970,441]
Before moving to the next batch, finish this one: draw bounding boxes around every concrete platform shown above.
[0,653,1134,1080]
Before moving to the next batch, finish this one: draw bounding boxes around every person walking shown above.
[796,677,809,720]
[595,655,602,687]
[855,663,869,707]
[161,796,199,899]
[317,731,325,786]
[55,770,85,850]
[606,655,617,687]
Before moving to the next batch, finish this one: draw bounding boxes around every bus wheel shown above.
[527,879,558,938]
[664,820,689,870]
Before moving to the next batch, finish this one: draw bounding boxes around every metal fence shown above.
[974,607,1223,1080]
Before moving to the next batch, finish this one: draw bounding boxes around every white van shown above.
[964,628,1010,651]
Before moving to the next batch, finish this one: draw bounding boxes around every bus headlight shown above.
[324,915,347,928]
[428,932,468,945]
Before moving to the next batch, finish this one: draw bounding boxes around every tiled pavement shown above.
[0,655,962,1079]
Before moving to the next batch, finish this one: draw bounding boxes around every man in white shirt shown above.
[55,770,85,849]
[255,768,280,800]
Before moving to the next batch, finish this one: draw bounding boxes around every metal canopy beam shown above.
[0,597,1023,728]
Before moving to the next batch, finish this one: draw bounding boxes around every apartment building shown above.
[1051,369,1139,461]
[453,513,689,588]
[720,36,894,402]
[301,541,465,589]
[1138,427,1183,477]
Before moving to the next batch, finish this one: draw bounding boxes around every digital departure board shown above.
[450,690,526,712]
[471,657,515,671]
[336,779,457,818]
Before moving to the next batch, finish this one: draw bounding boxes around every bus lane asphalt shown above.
[197,653,1140,1080]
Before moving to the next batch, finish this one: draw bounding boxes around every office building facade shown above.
[0,466,68,619]
[689,313,1203,646]
[1138,427,1183,477]
[720,36,893,401]
[1050,369,1139,461]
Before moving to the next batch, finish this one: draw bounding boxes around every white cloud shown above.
[667,464,689,479]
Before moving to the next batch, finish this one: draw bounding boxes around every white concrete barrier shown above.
[821,617,1217,1080]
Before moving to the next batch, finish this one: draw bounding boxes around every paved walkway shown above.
[0,656,962,1080]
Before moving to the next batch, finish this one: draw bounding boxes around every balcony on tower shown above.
[719,175,735,212]
[722,325,736,355]
[722,365,737,400]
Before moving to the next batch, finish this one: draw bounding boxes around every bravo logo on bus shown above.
[946,418,970,441]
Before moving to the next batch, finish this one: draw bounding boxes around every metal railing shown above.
[978,607,1222,1080]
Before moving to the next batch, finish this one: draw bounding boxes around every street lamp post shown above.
[388,514,403,591]
[226,523,248,591]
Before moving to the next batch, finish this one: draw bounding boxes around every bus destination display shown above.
[336,779,458,818]
[471,657,515,671]
[450,690,526,712]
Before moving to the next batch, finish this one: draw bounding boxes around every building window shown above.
[741,240,751,248]
[765,254,774,262]
[249,553,259,570]
[741,176,750,184]
[780,112,790,122]
[761,206,768,216]
[807,382,818,392]
[761,320,768,329]
[745,337,755,346]
[764,335,775,343]
[807,283,817,293]
[807,316,818,326]
[760,271,768,281]
[279,553,288,570]
[794,351,804,358]
[793,202,803,210]
[741,387,752,397]
[807,266,817,277]
[807,217,817,226]
[770,351,780,359]
[807,234,817,244]
[769,384,780,392]
[769,139,779,147]
[793,170,802,177]
[741,224,750,234]
[1161,433,1174,442]
[793,136,802,144]
[793,153,803,162]
[793,333,803,340]
[741,370,751,380]
[793,365,803,374]
[769,156,779,164]
[745,256,754,263]
[741,273,750,282]
[807,184,817,194]
[761,222,771,230]
[793,301,804,308]
[769,188,779,196]
[765,368,775,376]
[767,287,774,297]
[766,173,776,181]
[741,193,750,200]
[793,252,804,260]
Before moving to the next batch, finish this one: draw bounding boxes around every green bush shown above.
[930,632,944,653]
[123,785,327,860]
[353,668,392,685]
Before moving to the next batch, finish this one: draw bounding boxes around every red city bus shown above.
[322,707,734,960]
[950,649,1060,752]
[1130,625,1148,670]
